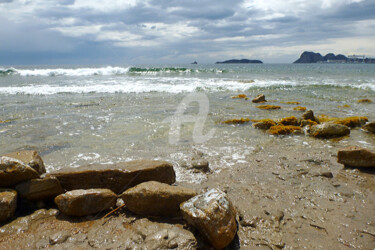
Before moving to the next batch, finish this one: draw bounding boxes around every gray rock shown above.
[0,189,17,222]
[180,188,237,249]
[15,177,64,201]
[54,189,117,216]
[0,156,39,187]
[338,146,375,168]
[4,151,46,175]
[309,123,350,138]
[252,94,266,103]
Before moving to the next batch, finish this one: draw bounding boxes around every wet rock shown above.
[302,110,319,123]
[278,116,299,126]
[268,125,302,135]
[180,188,237,249]
[121,181,197,216]
[363,121,375,134]
[191,160,210,173]
[334,116,368,128]
[300,119,318,127]
[309,123,350,138]
[338,146,375,168]
[0,189,17,222]
[47,160,175,194]
[253,119,276,130]
[54,189,117,216]
[49,231,70,245]
[0,156,40,187]
[252,94,266,103]
[3,151,46,175]
[15,177,64,201]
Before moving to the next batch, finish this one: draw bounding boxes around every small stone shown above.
[363,121,375,134]
[190,160,210,173]
[180,188,237,249]
[252,94,266,103]
[0,156,40,187]
[15,177,64,201]
[4,151,46,175]
[309,123,350,138]
[0,189,17,222]
[49,231,70,245]
[121,181,197,216]
[338,146,375,168]
[54,189,117,216]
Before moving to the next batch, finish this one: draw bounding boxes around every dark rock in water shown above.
[363,121,375,134]
[54,189,117,216]
[302,110,319,123]
[0,157,40,187]
[191,160,210,173]
[0,189,17,222]
[309,123,350,138]
[216,59,263,64]
[252,94,266,103]
[121,181,197,216]
[294,51,324,63]
[180,188,237,249]
[338,146,375,168]
[15,177,64,201]
[191,61,198,64]
[3,151,46,175]
[47,160,176,194]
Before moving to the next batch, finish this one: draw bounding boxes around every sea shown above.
[0,64,374,183]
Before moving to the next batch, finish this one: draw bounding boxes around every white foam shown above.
[13,66,130,76]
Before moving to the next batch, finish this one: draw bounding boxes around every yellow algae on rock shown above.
[334,116,368,128]
[337,104,351,108]
[293,106,307,111]
[268,125,301,135]
[281,101,300,105]
[231,94,247,99]
[256,105,281,110]
[252,119,277,130]
[278,116,299,126]
[300,119,318,127]
[223,118,250,124]
[357,99,372,103]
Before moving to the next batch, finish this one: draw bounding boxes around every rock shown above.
[337,147,375,168]
[3,151,46,175]
[278,116,299,126]
[309,123,350,138]
[49,231,70,245]
[0,189,17,222]
[334,116,368,128]
[294,51,324,63]
[302,110,319,123]
[252,94,266,103]
[15,177,64,201]
[216,59,263,64]
[54,189,117,216]
[268,125,302,135]
[121,181,197,216]
[47,160,175,194]
[0,156,40,187]
[191,160,210,173]
[180,188,237,249]
[253,119,277,130]
[363,121,375,133]
[300,119,318,127]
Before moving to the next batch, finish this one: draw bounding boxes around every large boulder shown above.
[54,189,117,216]
[309,123,350,138]
[15,177,64,201]
[0,189,17,222]
[47,160,175,194]
[4,151,46,175]
[0,157,40,188]
[338,147,375,168]
[363,121,375,134]
[121,181,196,216]
[180,188,237,249]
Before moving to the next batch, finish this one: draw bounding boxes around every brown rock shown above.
[363,121,375,134]
[191,160,210,173]
[252,119,276,130]
[180,188,237,249]
[0,189,17,222]
[4,151,46,175]
[121,181,197,216]
[309,123,350,138]
[0,157,40,187]
[15,177,64,201]
[54,189,117,216]
[302,110,319,123]
[47,160,175,194]
[252,94,266,103]
[338,147,375,168]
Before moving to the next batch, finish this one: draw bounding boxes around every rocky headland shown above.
[216,59,263,64]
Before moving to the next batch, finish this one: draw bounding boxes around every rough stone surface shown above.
[302,110,319,123]
[4,151,46,175]
[253,120,276,130]
[121,181,197,216]
[0,157,40,187]
[15,177,64,201]
[180,188,237,249]
[54,189,117,216]
[0,189,17,222]
[309,123,350,138]
[252,94,266,103]
[47,160,175,194]
[338,146,375,168]
[363,121,375,134]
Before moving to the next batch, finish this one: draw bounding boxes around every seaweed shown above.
[281,101,300,105]
[357,99,372,103]
[268,125,301,135]
[334,116,368,128]
[231,94,248,99]
[252,119,277,129]
[278,116,299,126]
[293,106,307,111]
[223,118,250,124]
[256,105,281,110]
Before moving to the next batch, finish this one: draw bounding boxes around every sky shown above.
[1,0,375,65]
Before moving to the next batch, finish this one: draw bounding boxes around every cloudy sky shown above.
[1,0,375,64]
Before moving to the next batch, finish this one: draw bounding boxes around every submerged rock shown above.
[300,119,318,127]
[253,119,277,130]
[54,189,117,216]
[180,188,237,249]
[357,99,372,103]
[231,94,247,99]
[294,106,307,111]
[334,116,368,128]
[191,160,210,173]
[278,116,299,126]
[121,181,197,216]
[362,121,375,134]
[15,177,64,201]
[252,94,266,103]
[0,157,40,187]
[3,151,46,175]
[268,125,301,135]
[223,118,250,124]
[0,189,17,222]
[47,160,175,194]
[338,146,375,168]
[256,105,281,110]
[309,123,350,138]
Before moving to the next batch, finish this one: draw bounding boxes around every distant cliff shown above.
[216,59,263,64]
[294,51,348,63]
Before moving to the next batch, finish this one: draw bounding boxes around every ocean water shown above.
[0,64,374,183]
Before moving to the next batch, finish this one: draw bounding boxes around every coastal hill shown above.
[216,59,263,64]
[294,51,348,63]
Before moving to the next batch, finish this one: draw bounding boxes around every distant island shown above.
[294,51,375,63]
[216,59,263,64]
